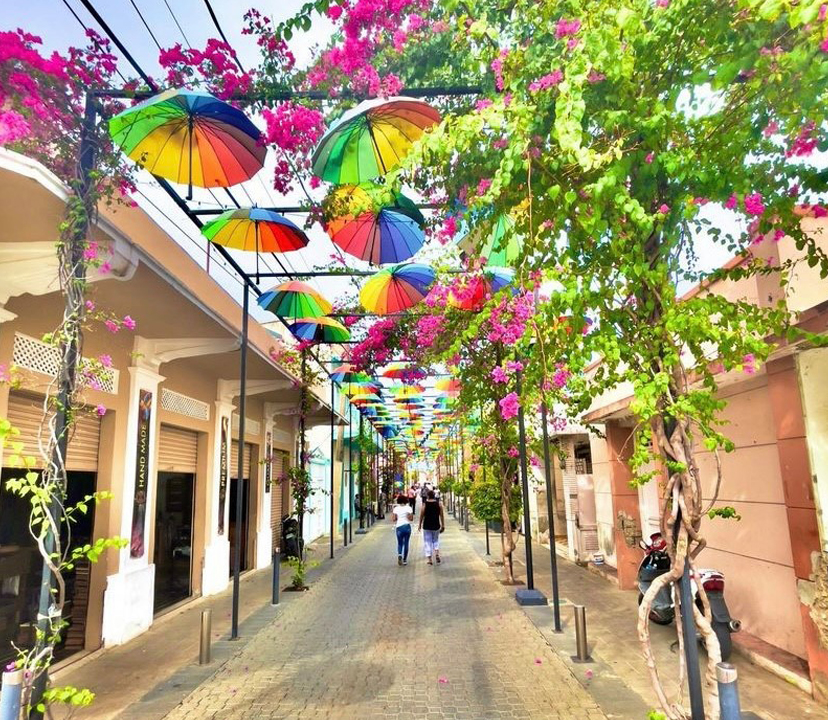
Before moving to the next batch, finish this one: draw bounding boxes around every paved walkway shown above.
[463,518,828,720]
[160,523,606,720]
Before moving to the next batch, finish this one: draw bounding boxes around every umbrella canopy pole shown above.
[367,124,388,176]
[255,222,260,285]
[187,115,194,200]
[330,379,335,559]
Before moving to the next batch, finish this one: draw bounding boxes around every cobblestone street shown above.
[161,523,606,720]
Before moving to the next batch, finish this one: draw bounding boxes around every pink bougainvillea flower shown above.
[499,392,520,420]
[724,193,738,210]
[742,353,757,375]
[555,18,581,38]
[491,367,509,383]
[530,455,541,468]
[104,319,119,333]
[476,98,493,111]
[655,0,670,6]
[477,178,493,195]
[692,197,709,206]
[645,152,654,164]
[821,36,828,53]
[95,404,107,417]
[658,204,670,214]
[813,205,828,218]
[85,300,95,311]
[528,69,563,92]
[507,446,519,458]
[123,315,136,330]
[99,354,112,368]
[743,192,765,216]
[506,360,524,372]
[763,120,779,138]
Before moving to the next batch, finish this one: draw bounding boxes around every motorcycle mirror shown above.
[639,539,649,550]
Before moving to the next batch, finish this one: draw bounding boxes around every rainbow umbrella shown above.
[312,97,441,183]
[448,267,515,311]
[109,89,266,199]
[435,379,462,395]
[381,362,426,380]
[330,364,370,383]
[458,213,523,266]
[289,317,350,343]
[258,281,332,320]
[390,385,425,397]
[360,263,435,315]
[202,208,308,252]
[202,208,309,281]
[325,185,424,265]
[345,381,382,396]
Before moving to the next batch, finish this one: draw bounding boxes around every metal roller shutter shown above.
[157,425,198,473]
[230,441,252,479]
[270,450,288,551]
[6,392,100,471]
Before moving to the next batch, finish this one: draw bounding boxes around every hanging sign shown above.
[218,415,229,534]
[265,430,273,493]
[130,389,153,558]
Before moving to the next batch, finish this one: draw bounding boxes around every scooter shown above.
[281,515,304,560]
[637,532,741,660]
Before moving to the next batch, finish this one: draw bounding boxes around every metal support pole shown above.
[0,669,23,720]
[485,520,491,555]
[231,287,249,641]
[717,662,742,720]
[680,556,705,719]
[348,406,354,543]
[571,605,591,662]
[541,402,562,632]
[271,551,280,605]
[330,380,335,560]
[461,425,469,531]
[29,95,98,720]
[298,349,307,555]
[516,371,534,590]
[199,610,212,665]
[344,518,348,546]
[358,413,366,530]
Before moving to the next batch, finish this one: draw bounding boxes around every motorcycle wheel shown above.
[638,592,674,626]
[713,622,732,661]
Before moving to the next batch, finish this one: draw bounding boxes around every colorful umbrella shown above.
[435,379,462,394]
[202,208,309,280]
[360,263,435,315]
[202,208,308,252]
[109,89,266,198]
[448,267,515,311]
[380,362,427,380]
[312,97,441,184]
[258,281,332,320]
[289,316,351,343]
[458,213,523,266]
[330,364,370,383]
[325,185,424,264]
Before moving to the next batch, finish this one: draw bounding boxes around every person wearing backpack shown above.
[418,489,445,565]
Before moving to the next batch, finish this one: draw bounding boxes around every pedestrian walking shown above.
[392,494,414,566]
[418,490,445,565]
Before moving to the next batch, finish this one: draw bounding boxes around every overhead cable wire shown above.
[202,0,246,73]
[128,0,163,51]
[60,0,130,85]
[163,0,192,48]
[78,0,158,90]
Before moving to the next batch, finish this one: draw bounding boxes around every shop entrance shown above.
[154,424,199,613]
[229,441,252,575]
[153,472,195,612]
[1,391,101,664]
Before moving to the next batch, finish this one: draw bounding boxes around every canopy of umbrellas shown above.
[108,88,521,448]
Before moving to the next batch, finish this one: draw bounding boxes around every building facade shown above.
[0,149,339,666]
[544,215,828,700]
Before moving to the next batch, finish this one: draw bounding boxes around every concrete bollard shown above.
[199,610,212,666]
[272,551,281,606]
[0,669,23,720]
[571,605,591,663]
